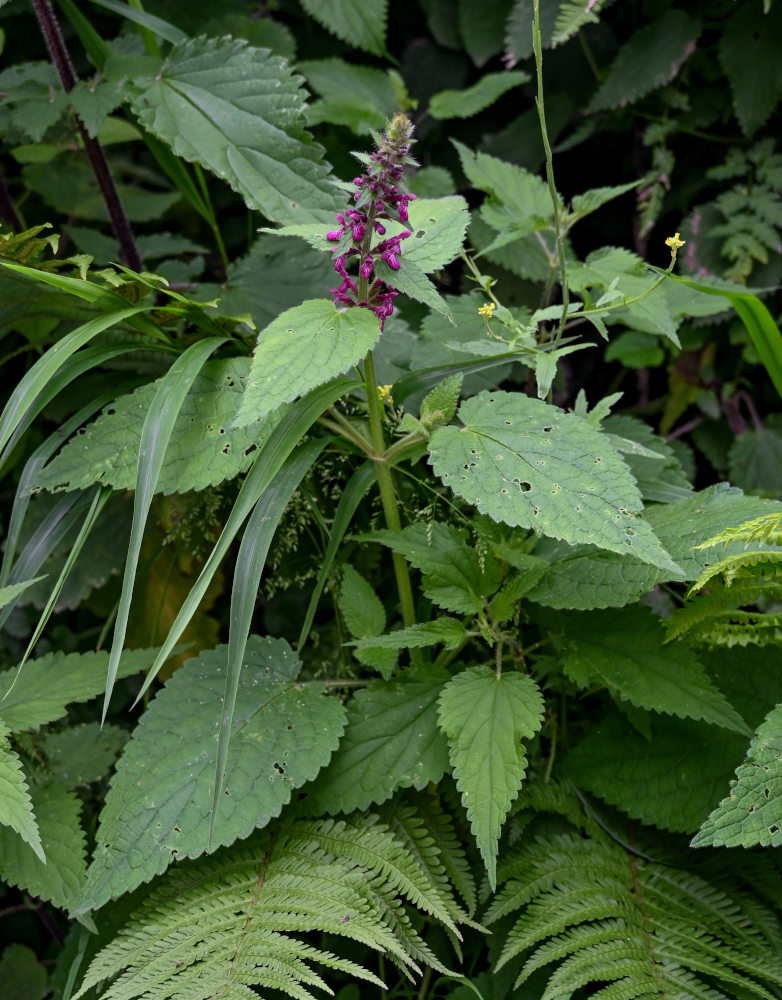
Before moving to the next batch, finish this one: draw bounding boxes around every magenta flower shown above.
[325,114,417,329]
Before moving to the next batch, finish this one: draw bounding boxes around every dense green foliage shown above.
[0,0,782,997]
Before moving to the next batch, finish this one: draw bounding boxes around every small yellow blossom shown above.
[478,302,496,317]
[665,232,686,251]
[377,384,394,406]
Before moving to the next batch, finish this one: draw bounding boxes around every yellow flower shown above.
[478,302,496,317]
[377,384,394,406]
[665,232,686,251]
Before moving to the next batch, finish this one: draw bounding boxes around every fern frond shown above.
[487,829,782,1000]
[687,549,782,595]
[75,814,465,1000]
[407,789,477,917]
[552,0,609,46]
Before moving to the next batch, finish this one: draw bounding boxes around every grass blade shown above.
[133,376,357,703]
[0,387,123,587]
[210,438,327,844]
[0,493,86,631]
[8,487,111,696]
[297,459,375,651]
[0,342,162,477]
[86,0,187,44]
[0,307,152,465]
[102,337,227,722]
[660,272,782,400]
[392,352,522,404]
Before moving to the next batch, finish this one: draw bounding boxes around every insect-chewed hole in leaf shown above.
[173,825,182,834]
[543,425,555,432]
[532,505,539,515]
[273,761,286,775]
[512,478,532,492]
[769,824,779,835]
[222,445,230,454]
[594,456,602,463]
[244,443,257,456]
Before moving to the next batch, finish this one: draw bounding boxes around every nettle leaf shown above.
[429,71,529,120]
[300,58,397,132]
[527,537,659,609]
[589,10,700,112]
[0,944,47,999]
[438,666,544,890]
[0,647,154,732]
[458,0,512,66]
[397,196,470,274]
[428,391,681,573]
[729,426,782,497]
[362,522,499,614]
[557,605,749,733]
[40,723,126,788]
[0,782,86,911]
[719,3,782,136]
[299,0,388,56]
[305,665,451,815]
[0,723,43,861]
[454,141,552,236]
[199,234,333,330]
[122,36,342,223]
[76,637,346,914]
[234,299,379,426]
[351,618,468,651]
[565,711,748,834]
[694,702,782,848]
[339,565,397,678]
[34,359,282,495]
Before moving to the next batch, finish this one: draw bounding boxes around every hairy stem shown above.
[533,0,568,347]
[30,0,144,272]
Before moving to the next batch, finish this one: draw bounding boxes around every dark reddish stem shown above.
[30,0,144,272]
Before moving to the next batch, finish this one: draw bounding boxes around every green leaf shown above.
[569,180,641,221]
[0,723,43,861]
[340,565,386,639]
[299,58,397,132]
[75,637,346,914]
[198,235,333,331]
[305,666,451,815]
[105,337,226,722]
[429,71,528,120]
[693,701,782,848]
[299,0,388,56]
[67,79,122,138]
[659,271,782,400]
[34,359,282,495]
[138,378,356,696]
[0,782,86,911]
[428,391,682,573]
[553,0,610,45]
[604,413,692,502]
[438,666,544,889]
[0,944,48,1000]
[362,522,499,614]
[123,36,342,223]
[376,257,451,318]
[719,2,782,136]
[40,723,126,788]
[527,537,660,609]
[235,300,381,426]
[351,618,467,651]
[729,427,782,496]
[565,711,748,834]
[398,196,470,274]
[557,605,749,733]
[213,441,326,842]
[0,304,149,472]
[458,0,513,66]
[589,11,700,112]
[0,577,46,613]
[0,647,154,732]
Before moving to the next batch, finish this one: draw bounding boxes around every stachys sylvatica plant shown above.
[1,2,782,998]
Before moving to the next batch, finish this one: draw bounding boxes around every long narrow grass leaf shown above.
[392,353,523,404]
[297,460,375,651]
[102,336,227,722]
[0,307,151,464]
[0,388,120,587]
[14,487,111,690]
[0,493,86,631]
[134,376,356,702]
[86,0,187,44]
[660,272,782,400]
[0,342,159,478]
[210,438,328,843]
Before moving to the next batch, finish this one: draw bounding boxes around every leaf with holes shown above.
[305,665,450,815]
[34,360,281,495]
[438,666,544,890]
[75,637,346,914]
[693,702,782,848]
[234,300,379,426]
[428,391,682,573]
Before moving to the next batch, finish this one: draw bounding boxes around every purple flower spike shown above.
[325,113,418,328]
